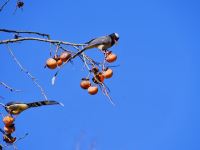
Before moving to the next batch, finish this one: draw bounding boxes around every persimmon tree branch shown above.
[0,81,20,92]
[1,29,117,105]
[0,29,50,39]
[0,0,10,12]
[6,45,48,100]
[0,37,87,46]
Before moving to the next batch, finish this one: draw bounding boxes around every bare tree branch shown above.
[0,0,10,12]
[0,37,87,46]
[6,45,48,100]
[0,29,117,105]
[0,82,21,92]
[0,29,50,39]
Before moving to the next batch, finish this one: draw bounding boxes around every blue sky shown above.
[0,0,200,150]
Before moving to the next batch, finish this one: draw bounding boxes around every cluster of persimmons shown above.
[45,49,117,96]
[2,115,16,144]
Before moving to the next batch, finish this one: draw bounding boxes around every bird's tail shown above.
[26,100,64,108]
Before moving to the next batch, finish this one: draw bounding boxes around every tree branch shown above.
[0,0,10,12]
[6,45,48,100]
[0,29,50,39]
[0,82,20,92]
[0,37,87,46]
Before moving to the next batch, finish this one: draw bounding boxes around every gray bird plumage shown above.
[84,33,119,51]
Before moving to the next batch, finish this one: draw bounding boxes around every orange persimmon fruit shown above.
[60,52,71,62]
[102,68,113,78]
[3,116,14,126]
[88,86,98,95]
[4,125,15,134]
[46,58,57,69]
[106,52,117,63]
[56,59,63,66]
[80,78,91,89]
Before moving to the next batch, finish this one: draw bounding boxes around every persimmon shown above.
[60,52,71,62]
[3,116,14,126]
[106,52,117,63]
[102,68,113,78]
[46,58,57,69]
[96,73,104,82]
[88,86,98,95]
[56,59,63,66]
[3,134,16,143]
[92,73,104,83]
[80,78,91,89]
[4,125,15,134]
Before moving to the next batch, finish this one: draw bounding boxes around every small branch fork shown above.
[0,82,20,92]
[6,45,48,100]
[0,29,116,105]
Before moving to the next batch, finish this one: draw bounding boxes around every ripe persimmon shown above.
[92,73,104,84]
[88,86,98,95]
[106,52,117,63]
[4,125,15,134]
[96,73,104,83]
[3,116,14,126]
[102,68,113,78]
[46,58,57,69]
[80,78,91,89]
[60,52,71,62]
[56,59,63,66]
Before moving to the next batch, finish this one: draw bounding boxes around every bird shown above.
[0,100,64,115]
[83,33,120,51]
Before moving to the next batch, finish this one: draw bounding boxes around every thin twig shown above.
[101,83,115,106]
[0,82,21,92]
[14,133,28,144]
[73,46,91,70]
[0,29,50,39]
[89,140,96,150]
[6,45,48,100]
[0,0,10,12]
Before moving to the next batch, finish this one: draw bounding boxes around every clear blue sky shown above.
[0,0,200,150]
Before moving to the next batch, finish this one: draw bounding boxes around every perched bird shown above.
[0,100,64,115]
[83,33,119,51]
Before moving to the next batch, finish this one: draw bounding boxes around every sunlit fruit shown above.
[56,59,63,66]
[88,86,98,95]
[60,52,71,62]
[46,58,57,69]
[92,73,104,83]
[102,68,113,78]
[96,73,104,82]
[3,134,16,143]
[4,125,15,134]
[3,116,14,126]
[106,52,117,63]
[80,78,91,89]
